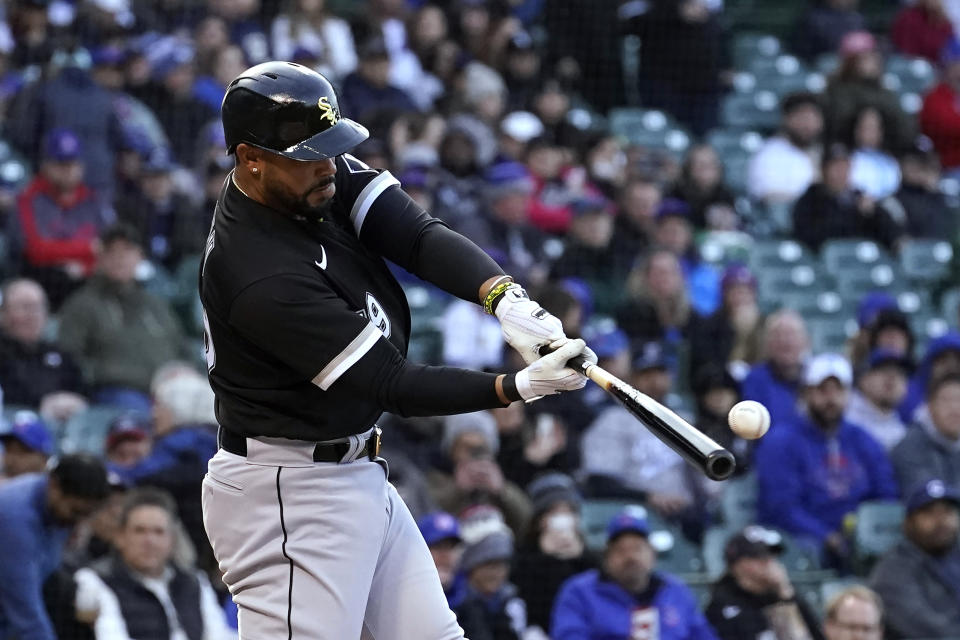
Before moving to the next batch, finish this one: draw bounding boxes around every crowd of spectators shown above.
[0,0,960,638]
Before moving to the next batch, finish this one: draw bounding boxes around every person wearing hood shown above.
[892,372,960,491]
[845,349,912,451]
[706,526,824,640]
[899,330,960,423]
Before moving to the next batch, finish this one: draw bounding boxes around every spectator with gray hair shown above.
[110,372,218,573]
[822,585,883,640]
[428,411,532,537]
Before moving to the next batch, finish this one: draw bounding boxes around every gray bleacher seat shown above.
[702,526,731,578]
[886,55,936,95]
[59,405,128,456]
[698,231,754,267]
[749,239,814,271]
[820,239,891,272]
[941,287,960,328]
[731,33,782,70]
[853,501,905,574]
[720,473,758,530]
[757,264,836,306]
[721,91,780,130]
[834,264,904,299]
[776,290,849,319]
[900,239,953,283]
[807,316,857,353]
[609,107,691,157]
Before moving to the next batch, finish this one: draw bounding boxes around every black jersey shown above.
[200,155,417,441]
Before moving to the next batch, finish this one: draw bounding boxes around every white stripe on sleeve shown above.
[312,323,382,390]
[349,171,400,235]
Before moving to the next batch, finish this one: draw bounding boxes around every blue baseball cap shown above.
[906,479,960,514]
[570,194,613,217]
[655,198,691,222]
[857,291,898,329]
[633,342,669,372]
[607,507,650,541]
[0,411,53,456]
[142,146,175,173]
[864,348,912,373]
[721,263,757,291]
[43,128,83,162]
[417,512,462,546]
[589,326,629,360]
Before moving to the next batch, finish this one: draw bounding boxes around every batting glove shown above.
[514,339,589,402]
[494,284,566,365]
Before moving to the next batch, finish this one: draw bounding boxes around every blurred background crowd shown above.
[1,0,960,638]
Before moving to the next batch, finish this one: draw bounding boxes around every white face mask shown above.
[591,151,627,181]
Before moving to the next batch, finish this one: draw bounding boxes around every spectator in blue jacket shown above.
[741,310,810,428]
[755,353,899,568]
[110,372,218,573]
[551,508,718,640]
[0,454,110,640]
[0,410,53,479]
[417,511,468,609]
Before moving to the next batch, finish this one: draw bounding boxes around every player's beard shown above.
[265,178,335,222]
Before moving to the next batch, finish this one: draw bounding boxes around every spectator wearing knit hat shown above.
[454,528,529,640]
[513,473,594,633]
[427,411,533,537]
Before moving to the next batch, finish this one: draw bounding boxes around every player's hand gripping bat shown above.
[541,346,736,481]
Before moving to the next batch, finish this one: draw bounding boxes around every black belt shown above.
[218,427,381,463]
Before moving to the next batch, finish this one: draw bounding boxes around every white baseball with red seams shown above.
[727,400,771,440]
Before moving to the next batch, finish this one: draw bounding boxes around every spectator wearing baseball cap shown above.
[870,478,960,639]
[417,512,467,608]
[11,127,115,308]
[891,372,960,494]
[689,263,763,389]
[514,473,593,632]
[706,525,824,640]
[0,410,52,479]
[454,528,530,640]
[755,353,898,569]
[900,330,960,424]
[846,349,912,451]
[552,507,718,640]
[103,412,151,467]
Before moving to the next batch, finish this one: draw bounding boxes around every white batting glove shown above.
[495,284,566,365]
[514,339,589,402]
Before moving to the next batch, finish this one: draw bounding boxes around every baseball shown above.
[728,401,771,440]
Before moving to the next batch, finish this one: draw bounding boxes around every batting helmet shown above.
[221,61,368,161]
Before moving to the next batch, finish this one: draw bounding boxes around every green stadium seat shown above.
[582,499,639,551]
[815,53,839,76]
[731,32,782,70]
[820,578,864,610]
[702,526,731,578]
[775,290,849,319]
[609,108,691,156]
[649,526,707,576]
[60,405,128,456]
[834,264,904,298]
[749,239,814,271]
[941,287,960,327]
[757,264,836,306]
[886,56,936,95]
[722,151,752,195]
[706,128,764,156]
[720,473,758,529]
[698,231,754,266]
[909,314,951,345]
[820,239,891,272]
[853,501,905,574]
[807,316,857,353]
[721,91,780,130]
[900,92,923,115]
[778,530,824,574]
[900,239,953,283]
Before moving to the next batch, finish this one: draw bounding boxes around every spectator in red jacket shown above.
[921,37,960,172]
[892,0,954,63]
[10,128,115,308]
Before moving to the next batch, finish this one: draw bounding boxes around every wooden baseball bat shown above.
[544,348,736,481]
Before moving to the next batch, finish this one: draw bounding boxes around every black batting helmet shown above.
[221,61,368,161]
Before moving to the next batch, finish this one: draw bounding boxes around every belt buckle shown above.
[370,427,382,458]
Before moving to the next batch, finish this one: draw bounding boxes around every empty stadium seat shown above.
[749,239,814,271]
[702,526,731,578]
[608,107,691,155]
[776,290,849,319]
[886,56,936,95]
[941,287,960,327]
[59,405,129,456]
[731,32,782,70]
[757,264,836,305]
[807,316,857,353]
[719,473,758,529]
[900,239,953,283]
[721,91,780,130]
[820,239,891,272]
[853,501,905,574]
[582,499,638,551]
[698,231,754,266]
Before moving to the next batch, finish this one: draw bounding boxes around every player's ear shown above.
[235,143,263,176]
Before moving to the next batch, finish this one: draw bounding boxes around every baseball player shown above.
[199,61,595,640]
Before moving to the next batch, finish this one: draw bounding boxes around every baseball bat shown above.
[541,347,736,481]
